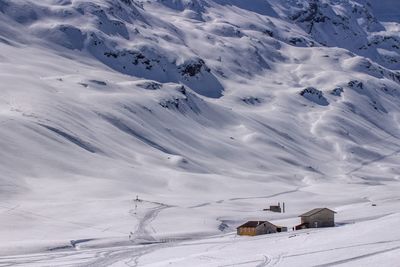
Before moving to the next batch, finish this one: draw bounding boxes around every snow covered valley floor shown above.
[1,0,400,266]
[1,181,400,266]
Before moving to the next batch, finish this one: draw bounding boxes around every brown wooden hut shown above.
[237,221,287,236]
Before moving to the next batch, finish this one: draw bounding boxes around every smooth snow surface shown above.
[0,0,399,266]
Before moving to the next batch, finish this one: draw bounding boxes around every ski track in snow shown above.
[218,255,270,267]
[188,188,300,209]
[130,200,171,242]
[314,245,400,267]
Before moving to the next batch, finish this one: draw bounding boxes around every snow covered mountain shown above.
[0,0,400,266]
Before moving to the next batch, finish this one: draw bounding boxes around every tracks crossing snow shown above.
[129,200,171,243]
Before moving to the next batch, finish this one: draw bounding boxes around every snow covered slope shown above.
[370,0,400,22]
[0,0,399,265]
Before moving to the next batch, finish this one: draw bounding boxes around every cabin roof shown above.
[299,208,336,217]
[237,221,268,228]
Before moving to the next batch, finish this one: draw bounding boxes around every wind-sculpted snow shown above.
[282,0,400,69]
[0,0,400,265]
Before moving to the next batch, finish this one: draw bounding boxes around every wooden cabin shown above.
[237,221,287,236]
[296,208,336,229]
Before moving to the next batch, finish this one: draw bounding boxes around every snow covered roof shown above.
[299,208,336,217]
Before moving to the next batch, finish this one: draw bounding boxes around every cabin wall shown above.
[277,227,288,232]
[270,206,281,213]
[301,210,335,227]
[237,227,257,236]
[256,222,277,235]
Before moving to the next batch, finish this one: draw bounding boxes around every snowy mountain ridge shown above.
[0,0,400,266]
